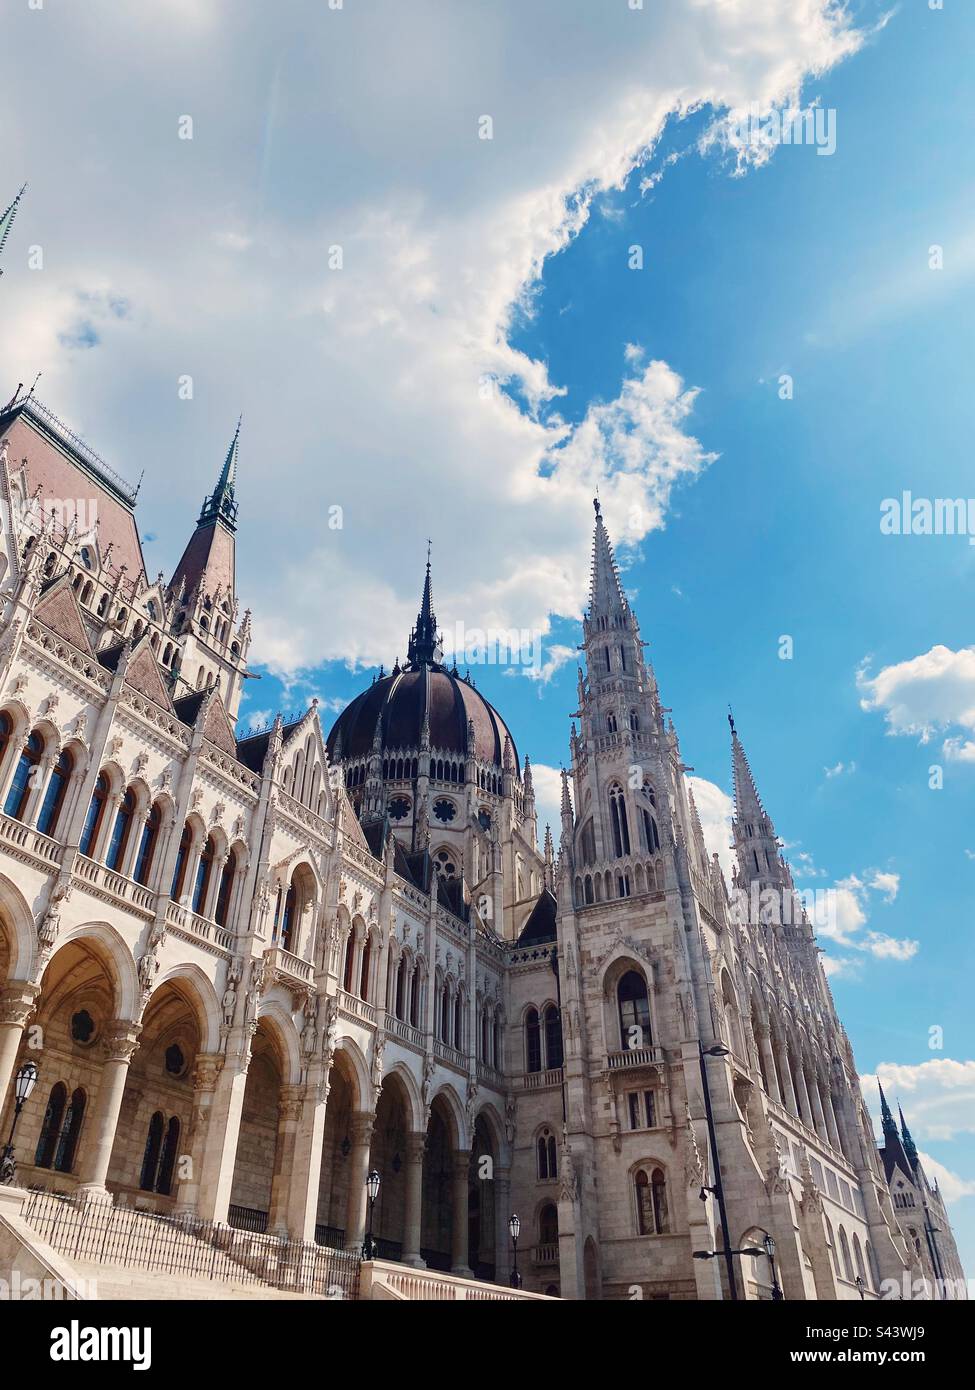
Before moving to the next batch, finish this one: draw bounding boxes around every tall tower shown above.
[168,419,251,718]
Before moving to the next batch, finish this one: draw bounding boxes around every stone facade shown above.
[0,392,964,1299]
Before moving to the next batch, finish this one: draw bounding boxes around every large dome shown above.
[326,556,518,771]
[326,664,518,771]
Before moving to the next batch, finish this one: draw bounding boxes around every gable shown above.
[202,690,239,757]
[124,644,174,710]
[34,580,93,655]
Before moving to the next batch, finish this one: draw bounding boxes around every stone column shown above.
[344,1112,374,1254]
[174,1053,223,1215]
[776,1041,799,1116]
[195,1045,252,1224]
[823,1085,843,1153]
[401,1131,427,1267]
[794,1063,814,1130]
[494,1166,512,1285]
[268,1084,305,1235]
[756,1025,781,1104]
[0,982,39,1128]
[450,1148,472,1276]
[76,1020,141,1194]
[808,1072,829,1143]
[282,1076,329,1243]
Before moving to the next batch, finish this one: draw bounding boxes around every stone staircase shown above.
[12,1188,359,1302]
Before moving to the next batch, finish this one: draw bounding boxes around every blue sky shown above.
[2,0,973,1273]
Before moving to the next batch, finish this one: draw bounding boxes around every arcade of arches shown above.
[0,916,508,1279]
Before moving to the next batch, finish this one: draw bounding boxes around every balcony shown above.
[532,1243,559,1267]
[0,812,61,869]
[388,1015,425,1050]
[606,1045,667,1073]
[337,989,377,1026]
[165,897,235,953]
[264,945,314,987]
[74,854,155,917]
[520,1067,564,1091]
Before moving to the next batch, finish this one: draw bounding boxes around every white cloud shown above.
[858,645,975,752]
[0,0,865,673]
[530,762,565,851]
[916,1153,975,1205]
[869,870,900,902]
[687,776,735,884]
[861,1060,975,1143]
[824,760,855,778]
[805,871,917,970]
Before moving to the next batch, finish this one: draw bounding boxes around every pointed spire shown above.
[544,823,554,863]
[587,495,629,623]
[198,416,241,532]
[899,1105,920,1175]
[0,184,26,277]
[878,1078,897,1139]
[730,711,767,825]
[406,543,442,668]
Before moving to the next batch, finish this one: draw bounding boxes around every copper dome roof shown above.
[326,665,518,772]
[326,554,519,771]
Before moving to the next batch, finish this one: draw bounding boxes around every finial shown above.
[593,496,601,517]
[728,705,736,736]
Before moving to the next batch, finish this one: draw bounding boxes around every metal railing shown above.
[23,1189,359,1300]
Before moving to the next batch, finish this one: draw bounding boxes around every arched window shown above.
[192,835,215,914]
[343,931,356,993]
[171,822,192,901]
[54,1088,86,1172]
[105,787,135,871]
[4,730,43,821]
[607,713,617,734]
[609,784,630,857]
[454,991,463,1050]
[617,970,651,1051]
[280,882,298,953]
[635,1170,654,1235]
[0,712,11,771]
[133,802,161,887]
[395,956,406,1020]
[440,984,450,1043]
[34,1082,67,1169]
[37,747,73,836]
[359,933,372,1001]
[629,710,639,731]
[409,968,420,1027]
[158,1117,180,1196]
[641,807,660,853]
[852,1234,867,1289]
[651,1168,669,1233]
[494,1012,503,1069]
[140,1111,164,1191]
[539,1203,558,1245]
[214,850,236,928]
[80,773,110,857]
[838,1226,853,1282]
[537,1129,558,1180]
[525,1008,542,1073]
[544,1005,563,1069]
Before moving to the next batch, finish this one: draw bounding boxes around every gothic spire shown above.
[899,1104,920,1176]
[0,184,26,278]
[406,544,442,668]
[587,496,629,624]
[878,1078,898,1143]
[729,710,768,827]
[197,415,241,532]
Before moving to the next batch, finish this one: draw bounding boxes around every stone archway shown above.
[369,1073,411,1260]
[227,1019,285,1231]
[316,1050,359,1247]
[421,1095,457,1271]
[108,977,203,1208]
[468,1112,498,1281]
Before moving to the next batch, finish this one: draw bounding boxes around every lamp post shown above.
[0,1061,38,1186]
[698,1041,738,1301]
[763,1231,783,1301]
[508,1213,522,1289]
[362,1169,381,1260]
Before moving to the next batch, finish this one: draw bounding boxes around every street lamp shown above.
[763,1232,783,1301]
[362,1169,381,1260]
[0,1061,38,1186]
[508,1213,522,1289]
[697,1041,738,1301]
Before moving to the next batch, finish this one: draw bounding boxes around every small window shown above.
[71,1009,97,1045]
[165,1044,186,1076]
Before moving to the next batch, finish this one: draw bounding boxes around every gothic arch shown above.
[0,872,38,980]
[332,1034,371,1110]
[255,997,303,1086]
[429,1082,468,1150]
[385,1061,424,1132]
[54,920,141,1020]
[150,962,222,1054]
